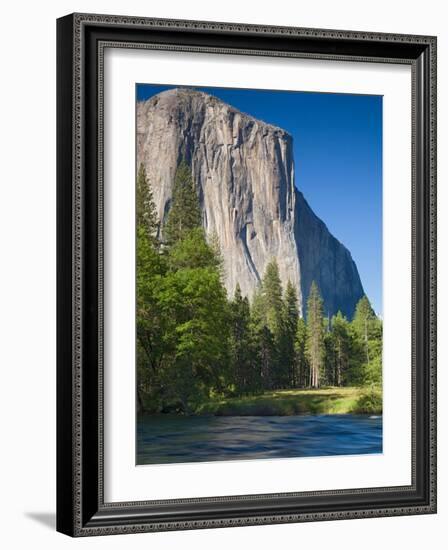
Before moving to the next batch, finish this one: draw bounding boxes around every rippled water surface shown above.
[137,414,382,465]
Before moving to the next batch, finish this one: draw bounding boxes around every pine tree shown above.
[352,296,375,367]
[349,296,383,386]
[262,259,284,336]
[260,259,285,388]
[168,227,217,271]
[247,261,286,390]
[208,230,225,281]
[294,317,308,387]
[351,296,382,385]
[250,286,275,390]
[323,322,336,386]
[331,311,351,386]
[164,160,202,245]
[229,284,255,393]
[136,163,159,244]
[256,325,276,390]
[305,281,325,388]
[364,317,382,385]
[282,281,299,387]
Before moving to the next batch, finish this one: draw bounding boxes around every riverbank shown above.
[195,386,382,416]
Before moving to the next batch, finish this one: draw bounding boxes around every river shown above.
[137,414,382,465]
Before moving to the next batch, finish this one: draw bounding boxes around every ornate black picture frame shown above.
[57,13,437,537]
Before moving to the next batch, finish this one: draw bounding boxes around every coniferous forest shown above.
[136,162,383,416]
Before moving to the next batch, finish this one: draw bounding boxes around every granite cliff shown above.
[137,88,364,318]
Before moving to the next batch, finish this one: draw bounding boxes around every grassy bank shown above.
[196,386,382,416]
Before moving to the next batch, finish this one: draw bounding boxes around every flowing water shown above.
[137,414,382,465]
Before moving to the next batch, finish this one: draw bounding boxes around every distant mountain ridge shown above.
[137,87,364,318]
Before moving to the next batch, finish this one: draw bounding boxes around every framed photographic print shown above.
[56,13,437,536]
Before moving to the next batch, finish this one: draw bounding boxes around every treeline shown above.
[137,161,382,414]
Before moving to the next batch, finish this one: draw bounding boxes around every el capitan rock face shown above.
[137,88,364,318]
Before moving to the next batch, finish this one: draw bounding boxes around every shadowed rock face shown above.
[137,87,364,318]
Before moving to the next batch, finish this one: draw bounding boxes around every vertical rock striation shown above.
[137,88,364,318]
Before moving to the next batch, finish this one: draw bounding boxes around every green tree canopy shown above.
[164,160,202,245]
[168,227,219,271]
[136,157,384,412]
[229,284,257,394]
[159,264,230,412]
[135,163,166,412]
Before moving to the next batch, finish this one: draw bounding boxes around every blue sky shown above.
[137,84,383,315]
